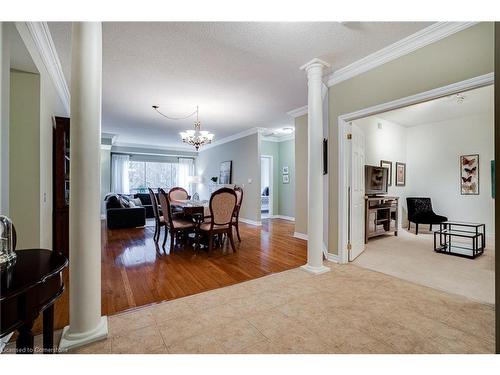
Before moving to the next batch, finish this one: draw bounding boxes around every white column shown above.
[300,58,330,274]
[59,22,108,351]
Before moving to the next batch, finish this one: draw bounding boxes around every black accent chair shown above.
[105,195,146,229]
[406,197,447,235]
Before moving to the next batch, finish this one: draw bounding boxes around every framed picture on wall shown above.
[282,174,289,184]
[380,160,392,186]
[460,154,479,195]
[395,162,406,186]
[219,161,232,184]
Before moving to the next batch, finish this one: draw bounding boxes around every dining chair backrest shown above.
[209,187,237,226]
[148,188,160,220]
[234,186,243,208]
[158,188,174,227]
[169,187,189,202]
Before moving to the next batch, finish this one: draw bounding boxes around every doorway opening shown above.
[261,155,273,218]
[338,74,495,304]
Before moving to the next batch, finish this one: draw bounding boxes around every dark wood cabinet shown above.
[53,117,70,257]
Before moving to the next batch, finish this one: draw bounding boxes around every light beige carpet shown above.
[354,228,495,304]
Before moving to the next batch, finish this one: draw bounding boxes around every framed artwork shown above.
[491,160,495,199]
[460,154,479,195]
[219,161,232,184]
[380,160,392,186]
[282,174,290,184]
[395,162,406,186]
[282,166,289,174]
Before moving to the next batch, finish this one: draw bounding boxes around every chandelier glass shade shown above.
[152,105,214,151]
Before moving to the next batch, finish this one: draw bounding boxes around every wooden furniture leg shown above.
[235,222,241,242]
[17,320,35,354]
[43,304,54,354]
[228,229,236,252]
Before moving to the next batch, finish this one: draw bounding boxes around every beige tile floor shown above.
[3,262,495,354]
[354,229,495,304]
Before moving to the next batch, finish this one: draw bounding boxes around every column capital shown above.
[300,58,331,72]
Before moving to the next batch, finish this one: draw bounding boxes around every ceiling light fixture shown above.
[152,105,214,151]
[455,93,466,104]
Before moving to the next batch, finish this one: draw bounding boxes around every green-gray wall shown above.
[196,133,260,222]
[9,70,40,249]
[260,139,295,218]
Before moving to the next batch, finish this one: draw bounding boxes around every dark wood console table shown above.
[365,196,399,243]
[0,249,68,354]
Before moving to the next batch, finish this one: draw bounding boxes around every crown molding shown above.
[286,105,308,118]
[198,127,260,152]
[23,22,70,114]
[261,133,295,143]
[326,22,478,87]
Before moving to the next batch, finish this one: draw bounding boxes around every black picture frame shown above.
[219,161,232,184]
[323,138,328,175]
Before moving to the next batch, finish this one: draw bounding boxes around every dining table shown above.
[169,199,210,249]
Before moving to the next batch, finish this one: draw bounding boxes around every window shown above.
[127,159,193,194]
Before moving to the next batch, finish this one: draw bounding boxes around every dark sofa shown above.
[105,195,146,229]
[133,193,158,219]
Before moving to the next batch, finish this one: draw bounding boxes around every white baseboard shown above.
[326,253,340,263]
[293,232,308,240]
[271,215,295,221]
[239,217,262,226]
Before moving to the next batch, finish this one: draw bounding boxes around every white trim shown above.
[301,263,330,275]
[199,127,260,152]
[113,142,196,153]
[58,316,108,352]
[271,215,295,221]
[100,145,112,151]
[287,105,308,118]
[337,74,494,265]
[239,217,262,226]
[23,22,70,114]
[261,154,274,217]
[326,22,478,87]
[326,253,340,263]
[293,231,308,240]
[261,133,295,143]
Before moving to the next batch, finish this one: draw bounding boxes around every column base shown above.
[58,316,108,352]
[301,263,330,275]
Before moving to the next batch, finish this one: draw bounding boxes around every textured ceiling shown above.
[377,85,493,127]
[48,22,433,149]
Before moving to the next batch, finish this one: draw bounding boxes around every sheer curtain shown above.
[111,154,130,194]
[178,158,194,194]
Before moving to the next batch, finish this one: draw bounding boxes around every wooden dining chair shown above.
[199,187,237,255]
[168,187,190,201]
[148,188,165,243]
[158,188,195,251]
[232,186,244,242]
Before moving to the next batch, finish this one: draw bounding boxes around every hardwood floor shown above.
[33,218,306,334]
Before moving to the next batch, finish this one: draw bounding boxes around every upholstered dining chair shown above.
[168,187,190,214]
[232,186,244,242]
[199,187,237,255]
[158,188,195,251]
[148,188,165,243]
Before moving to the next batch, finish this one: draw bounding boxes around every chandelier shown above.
[152,105,214,151]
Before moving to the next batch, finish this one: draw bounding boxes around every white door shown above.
[349,123,366,261]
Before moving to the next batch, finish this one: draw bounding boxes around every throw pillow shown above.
[133,198,142,206]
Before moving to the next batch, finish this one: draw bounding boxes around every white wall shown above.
[356,111,494,235]
[407,113,494,235]
[0,23,10,215]
[355,116,408,227]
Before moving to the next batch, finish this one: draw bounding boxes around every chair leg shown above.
[170,230,175,251]
[429,224,432,231]
[208,233,213,256]
[162,227,168,248]
[415,223,419,235]
[408,221,411,230]
[228,229,236,252]
[235,222,241,242]
[154,221,159,242]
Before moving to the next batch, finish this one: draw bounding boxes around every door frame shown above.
[261,154,274,217]
[337,73,494,264]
